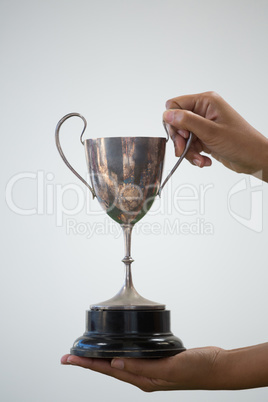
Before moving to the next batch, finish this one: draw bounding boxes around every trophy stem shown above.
[90,222,165,310]
[121,224,134,289]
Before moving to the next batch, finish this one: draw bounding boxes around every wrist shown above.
[215,348,245,390]
[215,343,268,390]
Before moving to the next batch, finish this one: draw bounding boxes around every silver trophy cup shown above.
[55,113,192,358]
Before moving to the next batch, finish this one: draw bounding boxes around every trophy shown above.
[55,113,192,358]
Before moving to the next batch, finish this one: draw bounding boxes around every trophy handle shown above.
[55,113,96,199]
[158,122,193,196]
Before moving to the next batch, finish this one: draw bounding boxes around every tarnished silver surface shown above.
[84,136,166,225]
[55,113,192,310]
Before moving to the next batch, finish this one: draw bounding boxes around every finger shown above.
[177,145,211,168]
[189,154,212,168]
[177,129,189,139]
[163,109,216,144]
[66,355,111,371]
[64,355,155,392]
[165,125,190,142]
[172,133,186,156]
[171,132,211,166]
[166,93,198,112]
[61,354,72,364]
[172,130,201,156]
[111,356,178,381]
[165,122,178,142]
[166,91,221,119]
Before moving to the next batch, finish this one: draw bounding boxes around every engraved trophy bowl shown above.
[55,113,193,358]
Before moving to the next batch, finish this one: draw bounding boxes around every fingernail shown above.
[163,110,174,124]
[193,159,202,167]
[67,356,77,365]
[177,129,189,139]
[111,359,125,370]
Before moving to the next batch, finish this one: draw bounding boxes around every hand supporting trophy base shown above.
[55,113,192,358]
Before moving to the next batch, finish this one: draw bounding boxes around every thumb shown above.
[163,109,216,144]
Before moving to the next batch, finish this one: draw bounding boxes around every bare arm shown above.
[61,343,268,391]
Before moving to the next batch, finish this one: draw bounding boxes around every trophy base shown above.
[70,309,185,358]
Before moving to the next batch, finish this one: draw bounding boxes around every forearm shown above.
[216,343,268,390]
[252,134,268,183]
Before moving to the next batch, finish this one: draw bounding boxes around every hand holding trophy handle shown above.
[55,113,96,199]
[158,121,193,196]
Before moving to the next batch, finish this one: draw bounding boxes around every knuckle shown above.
[204,91,221,102]
[205,90,218,98]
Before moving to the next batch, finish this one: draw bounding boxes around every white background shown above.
[1,0,268,401]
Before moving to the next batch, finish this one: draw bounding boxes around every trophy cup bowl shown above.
[55,113,193,358]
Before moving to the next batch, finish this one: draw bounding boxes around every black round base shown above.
[71,309,185,358]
